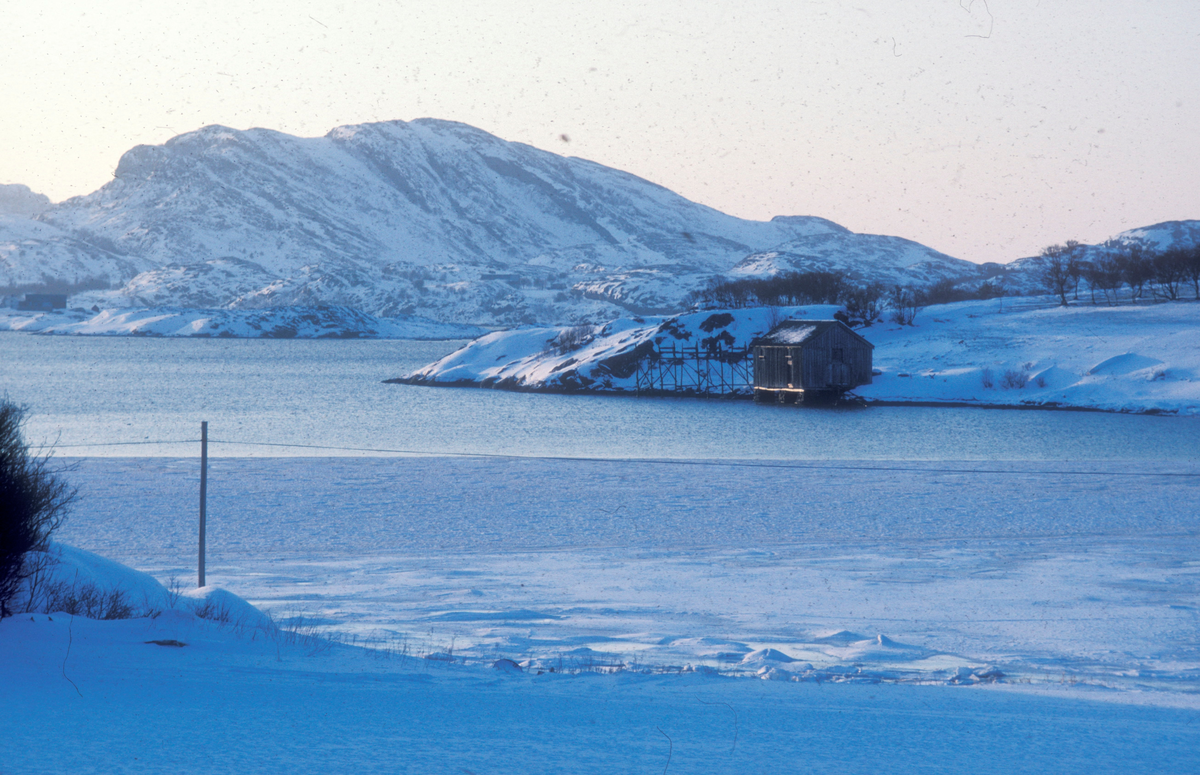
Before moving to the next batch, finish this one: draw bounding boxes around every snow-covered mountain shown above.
[0,183,50,217]
[1104,220,1200,251]
[727,225,977,285]
[1005,220,1200,286]
[2,120,993,324]
[0,304,484,339]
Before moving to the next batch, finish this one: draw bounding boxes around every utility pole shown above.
[198,421,207,588]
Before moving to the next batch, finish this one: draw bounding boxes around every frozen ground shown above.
[8,608,1200,774]
[48,456,1200,699]
[5,452,1200,772]
[5,608,1200,774]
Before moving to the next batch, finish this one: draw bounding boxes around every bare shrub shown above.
[1001,369,1030,390]
[192,597,233,624]
[165,576,183,609]
[981,368,994,389]
[548,324,593,354]
[15,548,57,614]
[842,284,884,328]
[38,579,143,620]
[888,285,922,326]
[688,271,848,309]
[920,278,973,305]
[1,401,77,618]
[765,306,786,331]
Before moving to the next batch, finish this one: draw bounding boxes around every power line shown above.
[51,436,1200,478]
[54,440,200,448]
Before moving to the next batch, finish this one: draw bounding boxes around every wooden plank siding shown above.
[753,320,873,393]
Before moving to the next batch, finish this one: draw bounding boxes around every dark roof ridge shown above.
[757,318,874,348]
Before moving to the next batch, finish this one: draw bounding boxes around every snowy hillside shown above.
[2,120,984,324]
[0,304,483,339]
[0,214,152,292]
[729,226,980,286]
[398,299,1200,415]
[1115,220,1200,251]
[1006,219,1200,284]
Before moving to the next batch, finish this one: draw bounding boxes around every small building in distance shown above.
[752,319,873,403]
[15,293,68,311]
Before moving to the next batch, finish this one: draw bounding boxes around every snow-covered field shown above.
[0,304,485,339]
[48,455,1199,694]
[4,453,1200,773]
[404,298,1200,415]
[3,325,1199,772]
[9,607,1199,773]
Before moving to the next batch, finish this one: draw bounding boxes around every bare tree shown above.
[1185,244,1200,300]
[1117,242,1153,300]
[1065,240,1086,300]
[842,283,885,327]
[1039,242,1081,306]
[1152,248,1188,301]
[0,401,76,618]
[888,285,921,326]
[1084,254,1123,305]
[921,278,972,305]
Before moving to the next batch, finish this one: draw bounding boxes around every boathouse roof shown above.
[756,319,874,348]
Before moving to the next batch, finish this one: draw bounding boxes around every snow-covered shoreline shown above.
[5,513,1200,772]
[0,304,485,339]
[49,454,1200,698]
[396,298,1200,416]
[5,444,1197,771]
[8,606,1198,774]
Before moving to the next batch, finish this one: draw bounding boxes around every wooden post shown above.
[198,421,207,588]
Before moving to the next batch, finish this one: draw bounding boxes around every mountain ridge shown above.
[3,119,1194,323]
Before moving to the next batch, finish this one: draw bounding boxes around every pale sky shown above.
[3,0,1198,263]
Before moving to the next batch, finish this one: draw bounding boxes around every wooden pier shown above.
[634,342,753,396]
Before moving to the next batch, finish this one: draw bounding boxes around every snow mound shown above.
[832,634,932,662]
[1086,353,1164,376]
[811,630,872,646]
[740,647,800,664]
[31,544,175,614]
[180,586,273,629]
[18,543,270,628]
[758,666,799,681]
[1028,365,1079,390]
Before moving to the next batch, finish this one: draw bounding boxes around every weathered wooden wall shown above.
[754,326,872,391]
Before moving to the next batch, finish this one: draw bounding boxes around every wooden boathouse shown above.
[752,319,873,403]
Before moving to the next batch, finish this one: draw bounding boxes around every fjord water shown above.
[2,333,1197,461]
[7,332,1199,692]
